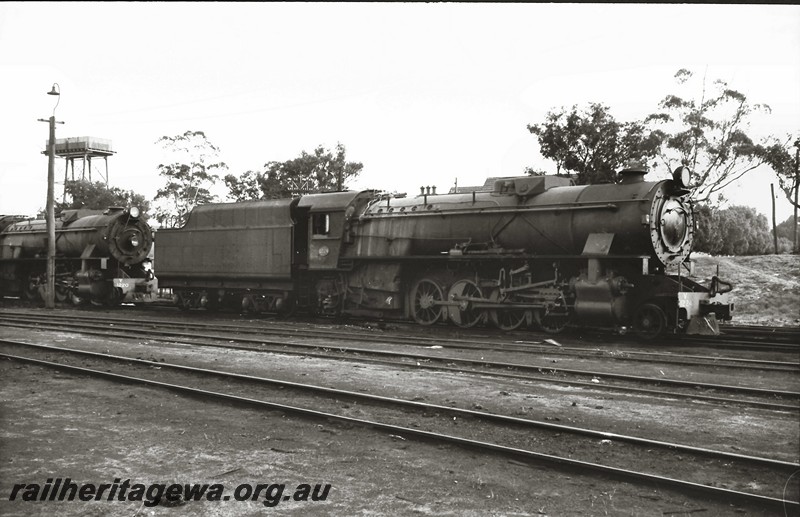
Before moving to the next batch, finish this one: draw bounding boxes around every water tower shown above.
[45,136,115,201]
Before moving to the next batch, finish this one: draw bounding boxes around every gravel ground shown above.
[1,315,797,516]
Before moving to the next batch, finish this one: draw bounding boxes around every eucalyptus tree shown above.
[224,143,363,201]
[645,69,773,204]
[527,103,662,185]
[56,180,150,219]
[153,130,226,228]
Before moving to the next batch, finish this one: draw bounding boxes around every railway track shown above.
[1,338,797,513]
[674,333,800,352]
[1,310,797,372]
[143,305,800,351]
[718,324,800,341]
[2,300,798,352]
[0,312,797,412]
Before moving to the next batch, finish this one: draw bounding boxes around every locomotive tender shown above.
[155,165,733,338]
[0,207,155,304]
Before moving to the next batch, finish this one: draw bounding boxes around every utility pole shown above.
[38,84,64,309]
[794,139,799,254]
[771,183,778,255]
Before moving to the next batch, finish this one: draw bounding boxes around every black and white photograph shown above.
[1,2,798,516]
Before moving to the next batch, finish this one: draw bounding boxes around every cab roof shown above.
[297,191,369,211]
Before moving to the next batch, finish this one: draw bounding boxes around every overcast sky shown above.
[1,2,798,222]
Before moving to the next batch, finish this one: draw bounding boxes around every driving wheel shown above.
[410,278,444,325]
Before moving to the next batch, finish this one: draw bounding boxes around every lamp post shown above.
[38,83,64,308]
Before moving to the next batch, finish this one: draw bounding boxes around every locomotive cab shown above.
[296,191,374,271]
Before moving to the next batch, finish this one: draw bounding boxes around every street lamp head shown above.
[47,83,60,117]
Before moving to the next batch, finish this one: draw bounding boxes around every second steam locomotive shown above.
[155,165,733,338]
[0,207,155,304]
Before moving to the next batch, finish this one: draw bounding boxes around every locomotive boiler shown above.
[0,207,155,304]
[156,165,733,338]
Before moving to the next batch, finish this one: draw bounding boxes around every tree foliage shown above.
[761,136,799,252]
[693,204,775,255]
[37,180,150,220]
[774,214,798,254]
[153,131,226,228]
[225,143,363,200]
[761,135,799,209]
[55,180,151,218]
[645,69,772,204]
[764,137,800,212]
[223,170,262,202]
[527,103,663,185]
[775,215,797,241]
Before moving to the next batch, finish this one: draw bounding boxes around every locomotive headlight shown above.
[672,166,691,189]
[660,199,688,250]
[318,245,330,257]
[130,236,140,248]
[129,207,140,218]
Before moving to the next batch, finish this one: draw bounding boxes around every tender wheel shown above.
[533,309,571,334]
[276,296,297,318]
[634,303,667,340]
[22,275,41,301]
[488,289,530,331]
[203,292,220,312]
[447,279,485,328]
[241,295,258,314]
[410,278,444,325]
[175,292,193,311]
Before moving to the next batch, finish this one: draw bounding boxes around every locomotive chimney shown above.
[432,186,437,195]
[619,160,648,184]
[420,186,425,195]
[426,186,431,195]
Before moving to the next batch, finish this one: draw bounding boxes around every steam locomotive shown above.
[155,165,733,338]
[0,207,155,304]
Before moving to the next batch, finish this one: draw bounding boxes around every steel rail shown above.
[2,320,796,411]
[2,338,796,471]
[3,307,798,355]
[1,318,797,402]
[716,324,800,335]
[675,335,800,351]
[3,301,798,351]
[0,312,796,372]
[1,349,797,512]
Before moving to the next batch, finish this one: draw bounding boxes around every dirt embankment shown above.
[690,254,799,326]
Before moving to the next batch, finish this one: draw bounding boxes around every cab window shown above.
[312,213,330,236]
